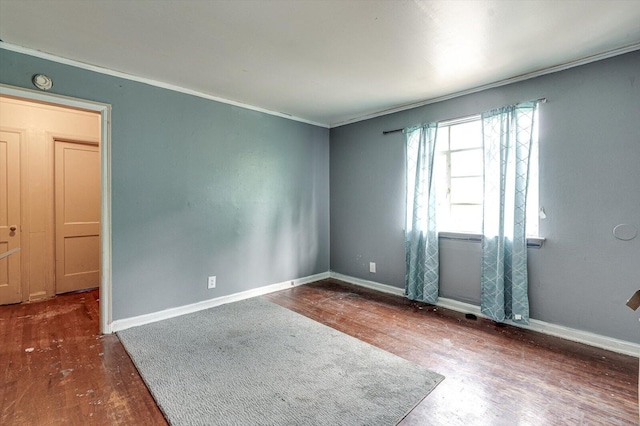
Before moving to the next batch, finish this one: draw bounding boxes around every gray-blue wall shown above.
[330,51,640,343]
[0,49,330,320]
[3,46,639,344]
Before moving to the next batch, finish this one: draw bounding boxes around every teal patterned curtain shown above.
[404,124,439,303]
[480,101,538,324]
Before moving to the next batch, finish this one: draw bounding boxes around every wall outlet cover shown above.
[208,276,216,289]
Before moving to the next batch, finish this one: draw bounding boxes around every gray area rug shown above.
[117,297,444,426]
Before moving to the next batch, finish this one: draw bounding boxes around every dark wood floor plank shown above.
[0,290,167,426]
[1,279,637,425]
[265,280,638,425]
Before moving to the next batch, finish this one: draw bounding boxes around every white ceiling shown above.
[1,0,640,127]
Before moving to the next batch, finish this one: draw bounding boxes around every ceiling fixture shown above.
[32,73,53,90]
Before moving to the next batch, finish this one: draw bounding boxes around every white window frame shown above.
[434,113,541,243]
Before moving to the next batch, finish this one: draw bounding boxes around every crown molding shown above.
[4,40,638,130]
[0,42,329,129]
[330,42,640,128]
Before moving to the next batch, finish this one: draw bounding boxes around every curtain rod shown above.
[382,97,547,135]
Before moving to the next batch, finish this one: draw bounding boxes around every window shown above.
[433,112,539,236]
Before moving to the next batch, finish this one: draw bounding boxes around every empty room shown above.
[1,1,639,424]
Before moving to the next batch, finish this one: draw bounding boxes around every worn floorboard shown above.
[0,290,167,426]
[265,280,639,425]
[1,279,637,425]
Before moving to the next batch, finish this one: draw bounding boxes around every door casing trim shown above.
[0,83,113,334]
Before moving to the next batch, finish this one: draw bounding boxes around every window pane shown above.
[450,149,482,177]
[450,120,482,150]
[436,126,449,152]
[450,177,483,204]
[431,109,539,237]
[434,153,448,198]
[449,205,482,233]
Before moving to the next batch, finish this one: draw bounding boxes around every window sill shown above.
[438,232,545,248]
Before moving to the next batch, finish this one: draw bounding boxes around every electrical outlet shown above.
[514,314,522,320]
[208,276,216,289]
[369,262,376,273]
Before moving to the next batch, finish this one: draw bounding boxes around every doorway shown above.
[0,85,112,333]
[54,141,101,294]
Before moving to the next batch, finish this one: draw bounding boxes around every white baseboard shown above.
[330,272,405,297]
[111,269,639,357]
[111,271,330,333]
[330,272,640,358]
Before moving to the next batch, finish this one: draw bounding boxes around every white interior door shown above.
[0,130,22,304]
[55,141,100,294]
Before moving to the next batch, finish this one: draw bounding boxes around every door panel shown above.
[55,142,100,294]
[0,131,21,304]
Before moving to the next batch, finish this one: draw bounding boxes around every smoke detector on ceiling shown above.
[32,74,53,90]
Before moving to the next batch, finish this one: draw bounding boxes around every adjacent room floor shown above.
[1,279,637,425]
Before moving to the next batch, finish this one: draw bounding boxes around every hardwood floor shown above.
[0,290,166,426]
[1,279,637,425]
[265,280,639,425]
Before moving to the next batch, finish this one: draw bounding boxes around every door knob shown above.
[9,226,17,232]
